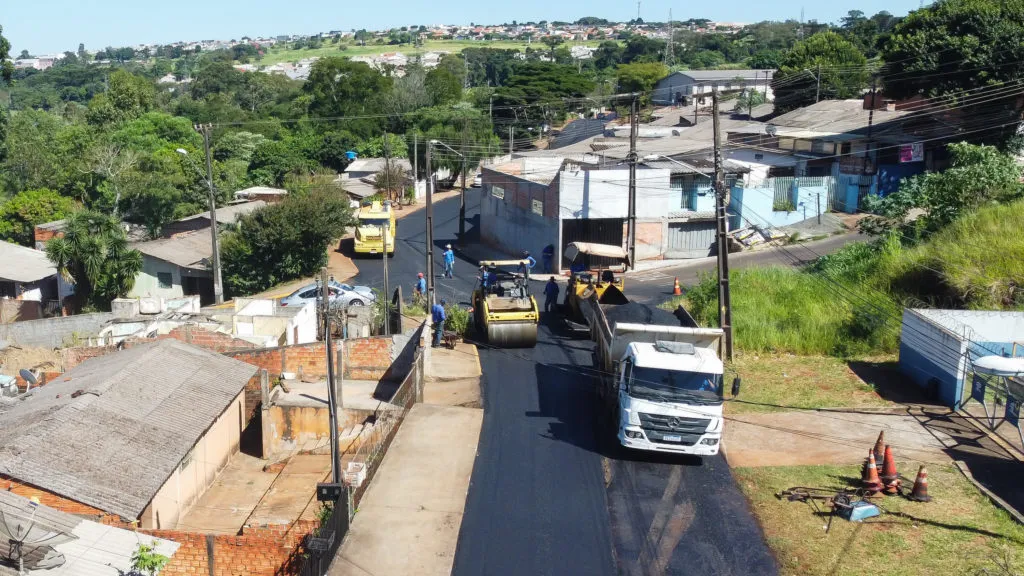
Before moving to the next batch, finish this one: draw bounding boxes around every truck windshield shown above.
[630,367,721,404]
[358,218,390,227]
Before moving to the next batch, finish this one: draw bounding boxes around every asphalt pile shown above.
[602,302,682,327]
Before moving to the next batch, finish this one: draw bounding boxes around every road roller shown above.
[472,260,539,348]
[563,242,629,330]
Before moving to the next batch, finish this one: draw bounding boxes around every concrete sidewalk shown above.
[327,403,483,576]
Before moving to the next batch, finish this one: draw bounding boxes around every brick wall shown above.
[14,370,63,392]
[143,521,318,576]
[33,225,62,247]
[0,474,132,527]
[60,326,258,370]
[344,337,393,380]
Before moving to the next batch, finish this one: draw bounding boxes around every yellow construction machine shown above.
[471,260,539,348]
[563,242,629,330]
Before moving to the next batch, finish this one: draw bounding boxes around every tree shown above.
[45,210,143,310]
[0,25,12,83]
[593,40,625,69]
[304,57,391,120]
[734,88,767,114]
[880,0,1022,99]
[860,143,1023,236]
[86,69,155,125]
[615,62,668,104]
[0,189,76,246]
[86,144,139,215]
[424,55,465,105]
[220,189,354,295]
[773,31,869,113]
[542,36,565,60]
[129,541,169,576]
[18,49,30,60]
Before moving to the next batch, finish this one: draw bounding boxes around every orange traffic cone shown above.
[908,465,932,502]
[672,277,682,296]
[881,445,900,495]
[861,449,883,494]
[872,431,886,469]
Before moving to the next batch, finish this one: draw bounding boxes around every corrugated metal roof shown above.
[0,241,57,283]
[174,200,267,226]
[131,232,211,270]
[345,158,412,173]
[767,99,914,135]
[0,339,258,520]
[0,491,179,576]
[667,69,774,81]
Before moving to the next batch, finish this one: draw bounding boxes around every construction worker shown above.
[413,272,427,306]
[478,266,490,289]
[544,276,559,313]
[431,299,447,347]
[518,250,537,282]
[443,244,455,279]
[542,244,554,273]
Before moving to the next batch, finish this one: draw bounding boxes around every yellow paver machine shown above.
[563,242,629,331]
[472,260,539,348]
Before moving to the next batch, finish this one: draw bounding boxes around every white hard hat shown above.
[446,244,452,249]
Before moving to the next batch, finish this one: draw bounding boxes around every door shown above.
[666,221,716,259]
[560,218,625,270]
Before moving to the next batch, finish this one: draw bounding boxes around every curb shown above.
[958,409,1024,463]
[952,460,1024,525]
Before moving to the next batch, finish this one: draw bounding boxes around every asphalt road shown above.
[352,190,781,574]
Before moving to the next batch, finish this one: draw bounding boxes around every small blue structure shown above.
[899,309,1024,407]
[345,151,358,161]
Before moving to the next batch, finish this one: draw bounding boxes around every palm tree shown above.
[46,210,143,310]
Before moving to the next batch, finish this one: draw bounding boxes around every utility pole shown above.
[712,89,733,361]
[626,95,638,270]
[320,268,341,484]
[816,192,821,224]
[862,77,877,191]
[382,222,390,335]
[383,130,392,206]
[814,62,821,103]
[413,134,418,192]
[425,141,435,305]
[509,126,514,155]
[664,9,674,66]
[196,123,224,305]
[459,121,468,243]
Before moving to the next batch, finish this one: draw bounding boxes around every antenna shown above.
[637,0,641,21]
[18,369,37,393]
[0,500,77,573]
[799,7,805,39]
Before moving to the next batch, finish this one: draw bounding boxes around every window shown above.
[157,272,173,289]
[841,142,852,155]
[491,185,505,199]
[811,140,825,154]
[531,199,544,215]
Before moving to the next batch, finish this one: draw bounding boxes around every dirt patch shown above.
[0,346,64,375]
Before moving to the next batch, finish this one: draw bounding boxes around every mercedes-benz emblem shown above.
[667,417,681,428]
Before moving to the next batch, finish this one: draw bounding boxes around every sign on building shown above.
[531,199,544,215]
[491,185,504,199]
[971,373,987,404]
[899,142,924,163]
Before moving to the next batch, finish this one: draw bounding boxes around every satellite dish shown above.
[765,124,778,137]
[18,369,37,392]
[0,506,77,571]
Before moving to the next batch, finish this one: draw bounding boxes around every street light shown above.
[176,148,224,304]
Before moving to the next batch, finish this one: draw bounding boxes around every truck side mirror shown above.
[731,377,741,397]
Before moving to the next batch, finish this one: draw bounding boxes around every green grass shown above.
[259,39,604,66]
[734,464,1024,576]
[727,354,898,413]
[671,267,900,357]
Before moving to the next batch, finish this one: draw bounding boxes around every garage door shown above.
[666,221,716,259]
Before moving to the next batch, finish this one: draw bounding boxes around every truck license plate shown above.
[663,434,682,442]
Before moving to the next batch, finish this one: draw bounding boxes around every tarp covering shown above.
[565,242,627,262]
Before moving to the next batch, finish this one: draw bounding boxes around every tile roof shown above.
[131,231,211,270]
[0,491,179,576]
[766,99,914,136]
[0,339,258,520]
[0,241,57,283]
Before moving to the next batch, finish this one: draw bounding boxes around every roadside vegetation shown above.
[734,463,1024,576]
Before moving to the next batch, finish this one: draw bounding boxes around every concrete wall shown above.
[480,172,558,261]
[0,311,126,347]
[899,309,969,407]
[652,73,773,105]
[142,391,244,530]
[731,183,828,229]
[558,168,672,219]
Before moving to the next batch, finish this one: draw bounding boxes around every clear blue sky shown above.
[4,0,922,55]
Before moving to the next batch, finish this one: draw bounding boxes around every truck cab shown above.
[354,201,396,256]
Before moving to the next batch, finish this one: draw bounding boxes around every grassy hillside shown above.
[675,200,1024,357]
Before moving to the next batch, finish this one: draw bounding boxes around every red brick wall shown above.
[225,336,395,381]
[33,225,63,247]
[14,371,63,392]
[0,474,132,527]
[61,326,258,370]
[143,521,318,576]
[344,337,393,380]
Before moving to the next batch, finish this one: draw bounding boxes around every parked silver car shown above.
[279,281,376,308]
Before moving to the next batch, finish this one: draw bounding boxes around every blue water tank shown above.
[345,151,358,160]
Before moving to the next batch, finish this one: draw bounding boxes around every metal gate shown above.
[666,220,716,259]
[561,218,624,269]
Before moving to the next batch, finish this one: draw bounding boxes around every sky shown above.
[3,0,923,55]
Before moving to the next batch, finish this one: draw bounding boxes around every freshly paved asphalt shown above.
[347,190,850,575]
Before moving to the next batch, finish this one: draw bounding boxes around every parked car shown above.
[280,281,376,308]
[472,173,482,187]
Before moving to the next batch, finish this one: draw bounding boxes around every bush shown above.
[444,303,471,336]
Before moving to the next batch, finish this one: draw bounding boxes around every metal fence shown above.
[294,333,424,575]
[770,176,842,212]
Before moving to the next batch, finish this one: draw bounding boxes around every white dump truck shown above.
[579,294,731,456]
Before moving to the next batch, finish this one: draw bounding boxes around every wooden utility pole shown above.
[382,221,390,335]
[627,95,639,270]
[509,126,513,155]
[459,120,468,243]
[320,268,341,484]
[712,89,734,361]
[383,131,392,206]
[196,123,224,304]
